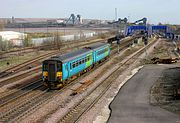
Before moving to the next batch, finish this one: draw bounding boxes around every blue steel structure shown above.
[42,43,110,89]
[125,25,174,38]
[125,25,147,36]
[149,25,174,38]
[149,26,167,35]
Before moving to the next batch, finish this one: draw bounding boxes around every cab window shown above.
[57,63,62,71]
[43,63,48,71]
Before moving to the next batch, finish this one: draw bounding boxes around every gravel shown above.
[12,37,159,122]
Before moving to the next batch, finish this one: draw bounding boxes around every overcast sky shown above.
[0,0,179,24]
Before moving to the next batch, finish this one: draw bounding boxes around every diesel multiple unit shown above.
[42,42,110,89]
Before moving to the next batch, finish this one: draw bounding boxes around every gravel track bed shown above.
[0,35,145,121]
[15,38,133,123]
[0,87,48,123]
[57,38,159,123]
[2,43,119,121]
[17,38,157,122]
[0,80,43,109]
[77,38,161,123]
[0,84,45,113]
[0,38,107,94]
[0,38,105,78]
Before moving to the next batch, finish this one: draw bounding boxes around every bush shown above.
[0,39,13,51]
[0,39,7,51]
[23,35,32,47]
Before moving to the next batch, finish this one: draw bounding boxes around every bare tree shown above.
[0,37,3,51]
[0,20,4,31]
[0,40,7,51]
[54,32,62,51]
[23,35,32,47]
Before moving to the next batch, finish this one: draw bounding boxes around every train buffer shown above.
[70,80,93,96]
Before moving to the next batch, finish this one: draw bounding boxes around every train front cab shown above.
[42,60,62,89]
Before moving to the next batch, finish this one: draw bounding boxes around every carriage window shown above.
[98,50,100,55]
[72,63,76,68]
[84,58,85,63]
[98,49,106,55]
[82,58,85,63]
[79,60,82,65]
[76,61,78,66]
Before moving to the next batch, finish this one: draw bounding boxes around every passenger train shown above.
[42,42,110,89]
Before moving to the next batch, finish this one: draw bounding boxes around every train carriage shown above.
[86,43,110,63]
[42,48,93,89]
[42,42,110,89]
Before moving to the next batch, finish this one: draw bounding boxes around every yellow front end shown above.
[43,71,48,86]
[43,71,48,80]
[56,72,63,88]
[56,72,62,81]
[43,71,63,88]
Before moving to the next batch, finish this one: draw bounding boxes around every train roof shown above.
[84,42,110,50]
[43,42,110,63]
[46,48,92,63]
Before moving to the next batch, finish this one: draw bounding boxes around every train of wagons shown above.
[42,42,110,89]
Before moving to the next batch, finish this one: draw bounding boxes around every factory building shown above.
[0,31,27,46]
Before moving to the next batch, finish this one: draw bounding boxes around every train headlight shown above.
[56,72,62,80]
[43,71,48,76]
[43,71,48,79]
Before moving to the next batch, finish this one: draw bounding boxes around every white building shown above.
[0,31,27,46]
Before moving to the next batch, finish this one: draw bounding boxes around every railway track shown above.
[59,38,158,123]
[0,35,102,57]
[0,45,50,57]
[0,36,136,123]
[0,42,119,108]
[0,38,106,78]
[0,68,101,123]
[0,36,137,90]
[0,87,48,123]
[0,39,108,89]
[0,80,43,107]
[0,35,146,123]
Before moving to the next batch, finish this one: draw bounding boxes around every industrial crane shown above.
[64,14,82,26]
[108,17,128,35]
[132,17,147,25]
[108,17,128,25]
[107,18,128,44]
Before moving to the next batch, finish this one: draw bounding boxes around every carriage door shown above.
[48,61,57,81]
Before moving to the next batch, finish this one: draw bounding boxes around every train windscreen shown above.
[48,63,56,81]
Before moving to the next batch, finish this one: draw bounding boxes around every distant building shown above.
[56,19,65,24]
[0,31,27,46]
